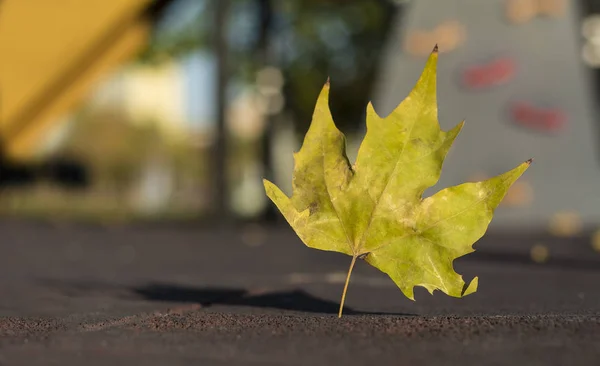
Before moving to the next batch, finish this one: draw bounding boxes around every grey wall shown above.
[372,0,600,229]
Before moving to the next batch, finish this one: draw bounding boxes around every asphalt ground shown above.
[0,220,599,365]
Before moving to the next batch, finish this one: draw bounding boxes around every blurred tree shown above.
[139,0,397,135]
[137,0,398,221]
[274,1,397,135]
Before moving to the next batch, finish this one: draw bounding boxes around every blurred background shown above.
[0,0,599,240]
[0,0,397,225]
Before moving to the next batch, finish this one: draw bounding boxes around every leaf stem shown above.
[338,255,357,318]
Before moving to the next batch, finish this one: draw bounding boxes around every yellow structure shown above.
[0,0,154,161]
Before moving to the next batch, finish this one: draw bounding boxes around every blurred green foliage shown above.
[139,0,396,135]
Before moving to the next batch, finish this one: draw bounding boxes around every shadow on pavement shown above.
[132,283,412,316]
[38,278,412,315]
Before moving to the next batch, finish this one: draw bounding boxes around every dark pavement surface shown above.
[0,220,599,365]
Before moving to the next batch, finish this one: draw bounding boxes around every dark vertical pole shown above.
[213,0,230,222]
[257,0,278,222]
[580,0,600,164]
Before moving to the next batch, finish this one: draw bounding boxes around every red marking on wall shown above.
[463,57,516,89]
[510,102,566,132]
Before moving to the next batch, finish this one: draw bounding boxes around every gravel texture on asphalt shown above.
[0,220,599,365]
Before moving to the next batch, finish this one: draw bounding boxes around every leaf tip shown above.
[366,100,380,118]
[526,158,534,165]
[262,178,280,197]
[462,276,478,297]
[432,43,439,53]
[325,76,331,87]
[262,178,273,195]
[403,287,416,301]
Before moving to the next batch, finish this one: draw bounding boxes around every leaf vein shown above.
[319,129,355,254]
[355,109,422,254]
[369,174,512,254]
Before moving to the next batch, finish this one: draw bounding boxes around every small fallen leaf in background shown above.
[264,46,531,317]
[591,229,600,252]
[530,243,550,263]
[548,211,582,237]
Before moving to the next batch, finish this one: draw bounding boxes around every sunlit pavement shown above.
[0,221,599,365]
